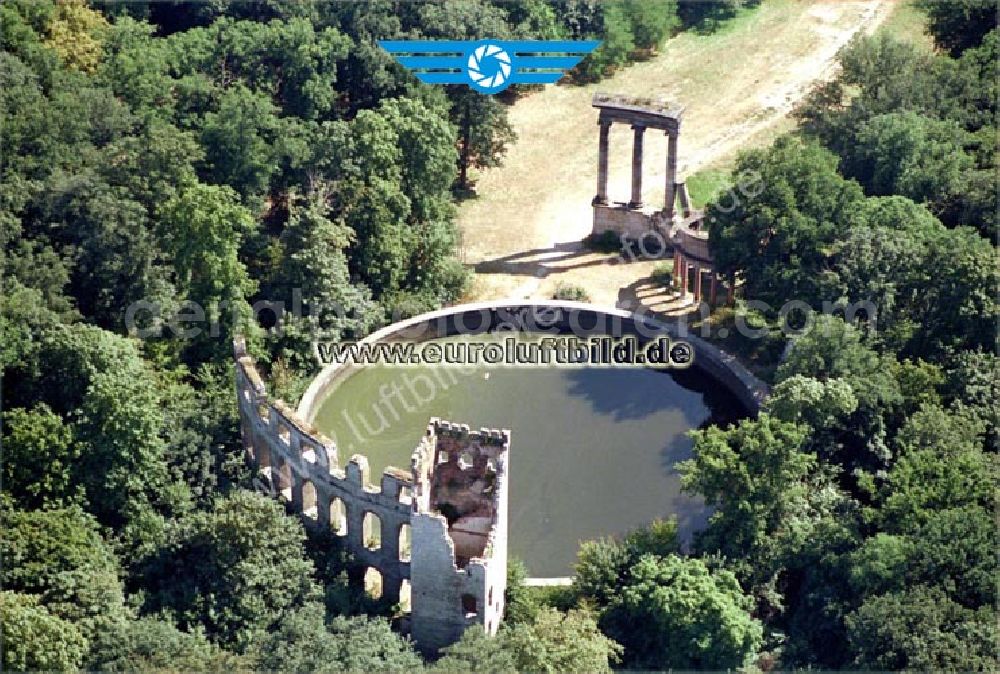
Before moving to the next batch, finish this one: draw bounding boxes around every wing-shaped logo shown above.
[379,39,601,95]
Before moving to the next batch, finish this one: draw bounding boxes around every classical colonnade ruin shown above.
[591,93,732,306]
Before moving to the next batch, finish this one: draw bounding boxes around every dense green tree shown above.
[255,602,423,672]
[502,557,540,626]
[435,625,517,673]
[3,323,179,528]
[766,375,858,434]
[622,0,679,50]
[573,517,679,606]
[1,507,129,643]
[156,181,257,361]
[707,137,864,308]
[0,591,89,673]
[679,415,815,565]
[138,490,320,651]
[1,403,80,508]
[916,0,997,55]
[845,111,973,208]
[878,405,996,530]
[34,171,162,329]
[797,32,996,236]
[846,585,997,671]
[86,617,249,672]
[603,555,762,670]
[504,606,622,673]
[849,506,997,609]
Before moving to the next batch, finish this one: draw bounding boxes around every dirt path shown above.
[457,0,895,308]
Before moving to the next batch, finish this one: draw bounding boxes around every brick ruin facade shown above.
[233,338,509,654]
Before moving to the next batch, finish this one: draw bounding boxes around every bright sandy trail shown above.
[457,0,895,309]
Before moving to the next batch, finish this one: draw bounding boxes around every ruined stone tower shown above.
[410,420,510,653]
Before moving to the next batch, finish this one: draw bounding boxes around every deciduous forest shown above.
[1,0,996,672]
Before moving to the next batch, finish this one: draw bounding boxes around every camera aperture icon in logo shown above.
[379,39,601,95]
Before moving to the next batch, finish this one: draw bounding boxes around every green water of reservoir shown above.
[312,336,744,577]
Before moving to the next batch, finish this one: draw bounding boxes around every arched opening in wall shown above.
[302,479,317,519]
[257,441,272,472]
[363,512,382,551]
[399,579,411,612]
[461,593,478,618]
[301,442,317,464]
[244,427,255,461]
[364,567,383,599]
[330,497,347,536]
[458,450,474,470]
[277,462,293,501]
[398,524,411,562]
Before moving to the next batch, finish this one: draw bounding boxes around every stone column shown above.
[673,251,681,289]
[664,132,678,220]
[679,257,688,294]
[629,125,645,209]
[693,265,702,302]
[594,120,611,205]
[709,273,718,305]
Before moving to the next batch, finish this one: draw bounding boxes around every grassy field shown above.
[876,0,934,48]
[457,0,897,304]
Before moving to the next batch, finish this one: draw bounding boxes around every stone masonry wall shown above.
[233,339,509,654]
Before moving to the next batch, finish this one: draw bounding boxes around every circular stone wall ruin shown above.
[234,300,766,653]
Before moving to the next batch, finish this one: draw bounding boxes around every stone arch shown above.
[276,461,292,501]
[330,497,347,535]
[398,523,411,562]
[301,479,317,520]
[363,511,382,551]
[364,567,383,599]
[399,579,412,612]
[257,439,272,472]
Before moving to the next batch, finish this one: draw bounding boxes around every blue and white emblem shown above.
[379,40,601,95]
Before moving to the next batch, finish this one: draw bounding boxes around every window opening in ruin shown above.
[364,567,383,599]
[398,524,411,562]
[302,443,317,464]
[330,498,347,535]
[302,480,317,519]
[277,462,292,501]
[363,511,382,551]
[458,450,474,470]
[399,579,412,613]
[461,593,478,618]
